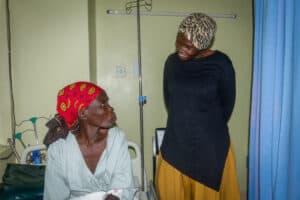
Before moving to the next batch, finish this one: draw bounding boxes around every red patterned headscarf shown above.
[56,81,104,129]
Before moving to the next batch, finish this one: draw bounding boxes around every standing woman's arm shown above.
[163,56,172,113]
[219,57,236,123]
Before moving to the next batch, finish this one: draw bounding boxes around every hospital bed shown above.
[0,115,158,199]
[0,141,157,200]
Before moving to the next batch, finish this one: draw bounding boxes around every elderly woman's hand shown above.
[104,194,120,200]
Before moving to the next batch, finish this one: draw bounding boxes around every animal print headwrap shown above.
[178,13,217,50]
[56,81,104,129]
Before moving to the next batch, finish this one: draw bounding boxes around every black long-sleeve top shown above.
[161,50,236,191]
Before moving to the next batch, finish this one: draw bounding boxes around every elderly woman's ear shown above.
[78,109,88,120]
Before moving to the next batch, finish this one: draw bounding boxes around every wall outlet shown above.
[115,66,126,77]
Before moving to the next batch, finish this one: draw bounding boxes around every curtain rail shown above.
[106,9,237,19]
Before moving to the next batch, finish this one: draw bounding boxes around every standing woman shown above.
[43,81,134,200]
[156,13,241,200]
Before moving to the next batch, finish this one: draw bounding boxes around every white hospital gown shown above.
[43,127,135,200]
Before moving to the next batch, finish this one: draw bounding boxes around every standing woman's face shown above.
[85,92,116,129]
[175,32,201,61]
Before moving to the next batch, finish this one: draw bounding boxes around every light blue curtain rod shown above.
[106,9,237,19]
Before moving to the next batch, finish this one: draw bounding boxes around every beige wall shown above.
[0,0,90,148]
[95,0,253,193]
[0,0,12,144]
[0,0,252,194]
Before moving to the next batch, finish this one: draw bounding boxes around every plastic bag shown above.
[0,163,45,200]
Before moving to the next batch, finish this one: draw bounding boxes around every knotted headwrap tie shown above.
[56,81,104,129]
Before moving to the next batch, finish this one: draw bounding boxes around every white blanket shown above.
[71,189,122,200]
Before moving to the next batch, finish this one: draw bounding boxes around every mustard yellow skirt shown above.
[155,145,241,200]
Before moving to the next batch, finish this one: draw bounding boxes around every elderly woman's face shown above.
[176,32,200,61]
[85,92,116,129]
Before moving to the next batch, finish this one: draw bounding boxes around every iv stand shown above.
[109,0,151,191]
[124,0,152,191]
[136,0,146,191]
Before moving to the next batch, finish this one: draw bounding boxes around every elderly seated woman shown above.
[43,81,134,200]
